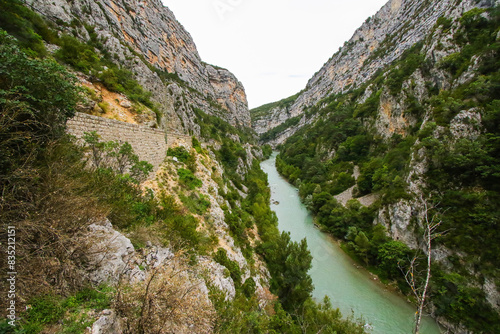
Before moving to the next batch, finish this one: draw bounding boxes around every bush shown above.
[172,215,202,249]
[179,192,210,215]
[115,262,215,334]
[377,241,411,280]
[168,146,191,163]
[0,31,79,149]
[56,35,100,73]
[21,294,65,333]
[242,278,256,298]
[214,248,242,286]
[192,136,202,153]
[82,131,153,182]
[262,231,313,312]
[0,0,57,56]
[17,286,112,333]
[177,168,202,189]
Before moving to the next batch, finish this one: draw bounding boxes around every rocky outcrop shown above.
[198,257,236,300]
[254,0,492,143]
[87,219,146,285]
[91,309,124,334]
[23,0,250,132]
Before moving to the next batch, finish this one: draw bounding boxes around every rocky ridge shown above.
[23,0,251,133]
[253,0,496,144]
[78,137,273,333]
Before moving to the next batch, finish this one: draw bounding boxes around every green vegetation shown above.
[54,34,157,111]
[0,27,214,332]
[260,115,302,142]
[214,248,242,286]
[179,192,210,215]
[262,144,273,159]
[263,231,313,312]
[210,290,366,334]
[0,0,57,56]
[192,106,255,144]
[177,168,202,189]
[385,43,425,95]
[17,286,112,334]
[211,157,366,332]
[250,93,300,122]
[0,1,370,333]
[273,6,500,332]
[82,131,153,182]
[192,136,203,153]
[0,0,160,121]
[168,146,197,171]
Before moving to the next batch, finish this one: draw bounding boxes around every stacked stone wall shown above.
[67,112,167,173]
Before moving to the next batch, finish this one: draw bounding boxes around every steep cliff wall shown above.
[23,0,250,133]
[274,2,500,331]
[253,0,496,144]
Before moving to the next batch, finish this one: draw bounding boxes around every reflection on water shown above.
[261,153,441,334]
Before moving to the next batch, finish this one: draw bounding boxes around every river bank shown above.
[261,152,442,334]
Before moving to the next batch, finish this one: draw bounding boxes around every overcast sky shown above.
[161,0,388,109]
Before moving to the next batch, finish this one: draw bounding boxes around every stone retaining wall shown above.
[67,112,167,173]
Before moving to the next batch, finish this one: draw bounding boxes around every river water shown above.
[261,153,441,334]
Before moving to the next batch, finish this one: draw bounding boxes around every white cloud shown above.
[162,0,388,108]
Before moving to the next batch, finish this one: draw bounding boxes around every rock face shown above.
[91,309,123,334]
[253,0,491,143]
[87,219,146,285]
[23,0,250,132]
[266,1,500,330]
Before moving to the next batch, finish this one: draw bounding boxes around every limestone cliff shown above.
[252,0,496,144]
[273,1,500,331]
[23,0,251,133]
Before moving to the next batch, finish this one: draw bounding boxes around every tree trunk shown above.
[415,222,432,334]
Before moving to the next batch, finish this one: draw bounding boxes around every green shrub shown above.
[0,31,79,176]
[262,144,273,159]
[177,168,202,189]
[179,192,210,215]
[260,116,301,142]
[56,35,100,73]
[0,0,57,56]
[376,241,411,280]
[261,231,313,312]
[192,136,202,153]
[436,16,453,31]
[385,44,424,95]
[214,248,242,286]
[82,131,153,183]
[242,278,256,298]
[439,52,469,77]
[168,146,191,163]
[172,215,202,249]
[353,90,381,118]
[19,286,112,334]
[432,271,500,333]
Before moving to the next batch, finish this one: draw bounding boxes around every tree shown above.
[354,231,371,264]
[0,31,79,176]
[401,200,446,334]
[82,131,153,182]
[266,231,313,312]
[378,240,411,279]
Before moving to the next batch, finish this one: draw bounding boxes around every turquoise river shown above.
[261,152,442,334]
